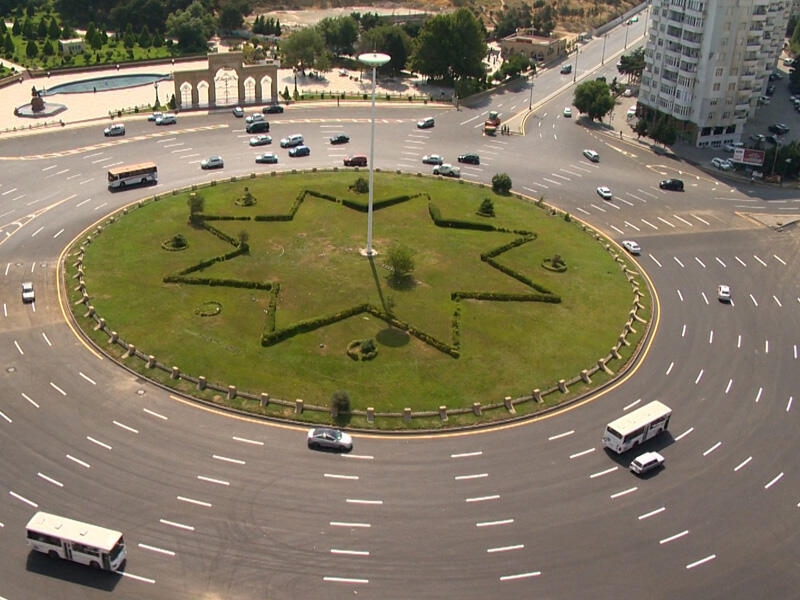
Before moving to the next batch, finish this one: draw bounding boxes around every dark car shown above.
[288,145,310,157]
[255,152,278,164]
[262,104,284,114]
[659,178,684,191]
[330,134,350,145]
[457,153,480,165]
[769,123,790,135]
[343,155,367,167]
[246,120,270,134]
[560,64,572,74]
[765,134,780,145]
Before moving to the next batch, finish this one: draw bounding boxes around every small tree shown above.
[478,197,495,216]
[386,244,415,278]
[330,390,351,416]
[492,172,512,194]
[187,192,204,224]
[352,177,369,193]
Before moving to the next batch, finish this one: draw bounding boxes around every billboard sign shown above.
[733,148,764,167]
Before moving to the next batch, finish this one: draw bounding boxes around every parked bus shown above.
[107,161,157,190]
[602,401,672,454]
[26,511,127,571]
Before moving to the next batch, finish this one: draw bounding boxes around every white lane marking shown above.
[9,491,38,507]
[323,576,369,584]
[673,214,693,226]
[709,330,714,344]
[159,519,195,531]
[466,494,500,503]
[330,521,371,528]
[774,254,786,265]
[346,498,383,505]
[735,255,747,267]
[694,369,704,384]
[476,518,514,527]
[755,387,763,403]
[734,456,752,471]
[686,554,716,569]
[66,454,90,468]
[37,472,64,487]
[753,254,767,267]
[703,442,721,456]
[113,420,139,434]
[233,435,263,446]
[49,382,67,395]
[117,571,156,584]
[451,451,483,458]
[197,475,230,486]
[737,335,742,349]
[330,549,370,556]
[638,506,666,520]
[79,372,96,385]
[725,379,733,394]
[773,295,782,307]
[787,396,793,412]
[42,332,52,346]
[715,256,727,267]
[0,410,10,423]
[177,496,212,508]
[87,436,112,450]
[487,544,524,553]
[750,294,758,307]
[343,453,373,460]
[590,466,618,478]
[21,393,39,408]
[212,454,245,465]
[660,530,689,544]
[500,571,541,581]
[138,543,175,556]
[666,361,674,375]
[570,448,595,459]
[324,473,359,480]
[695,256,706,268]
[692,214,710,226]
[765,339,769,354]
[650,254,663,267]
[764,472,784,489]
[548,430,575,440]
[143,407,168,420]
[610,487,637,499]
[675,427,694,441]
[673,256,685,268]
[455,473,488,480]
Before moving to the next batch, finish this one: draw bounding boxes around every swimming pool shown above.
[42,73,170,95]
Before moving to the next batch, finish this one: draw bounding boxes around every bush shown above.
[478,198,495,216]
[491,173,512,194]
[352,176,369,194]
[330,390,351,415]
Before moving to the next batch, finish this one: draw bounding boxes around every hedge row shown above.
[340,193,419,212]
[163,275,273,289]
[167,244,248,277]
[452,291,560,303]
[261,303,371,346]
[482,255,558,298]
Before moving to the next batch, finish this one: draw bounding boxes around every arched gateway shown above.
[173,52,279,110]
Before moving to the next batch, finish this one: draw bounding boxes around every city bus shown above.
[26,511,127,571]
[107,161,157,190]
[602,400,672,454]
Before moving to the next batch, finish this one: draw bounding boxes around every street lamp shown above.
[624,21,630,49]
[573,48,579,83]
[358,52,391,257]
[528,71,534,110]
[292,66,297,96]
[154,80,160,108]
[601,34,608,65]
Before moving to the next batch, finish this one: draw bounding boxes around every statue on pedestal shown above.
[31,85,44,113]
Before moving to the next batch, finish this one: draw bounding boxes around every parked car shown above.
[417,117,435,129]
[255,152,279,164]
[560,64,572,74]
[717,284,732,302]
[201,155,224,169]
[582,149,599,162]
[659,178,684,191]
[147,111,163,122]
[627,15,639,24]
[563,107,573,118]
[723,142,744,153]
[280,134,304,148]
[711,157,733,170]
[765,134,781,146]
[232,106,244,118]
[330,134,350,145]
[245,113,265,124]
[758,95,770,105]
[626,105,637,119]
[21,281,34,303]
[422,154,444,165]
[246,120,270,134]
[249,135,272,147]
[457,153,480,165]
[307,427,353,451]
[155,113,176,125]
[769,124,789,136]
[433,163,461,178]
[596,186,612,200]
[343,155,367,167]
[288,145,310,157]
[621,240,641,255]
[103,123,125,137]
[262,104,284,114]
[630,451,664,475]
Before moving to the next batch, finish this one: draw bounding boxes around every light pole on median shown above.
[358,52,391,257]
[624,21,630,49]
[601,34,608,65]
[528,71,534,110]
[573,48,579,83]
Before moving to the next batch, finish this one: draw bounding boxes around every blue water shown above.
[42,73,170,95]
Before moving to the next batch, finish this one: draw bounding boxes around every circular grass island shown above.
[66,170,652,430]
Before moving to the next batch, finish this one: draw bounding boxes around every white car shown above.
[307,427,353,451]
[232,106,244,118]
[596,186,613,200]
[630,451,664,475]
[433,163,461,178]
[723,142,744,152]
[583,149,599,162]
[249,135,272,147]
[621,240,641,255]
[201,155,224,169]
[626,105,637,118]
[711,157,733,171]
[245,113,265,124]
[717,284,732,302]
[155,113,176,125]
[563,107,572,118]
[103,123,125,137]
[147,111,163,122]
[21,281,35,303]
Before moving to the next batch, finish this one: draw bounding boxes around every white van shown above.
[630,451,665,475]
[280,134,304,148]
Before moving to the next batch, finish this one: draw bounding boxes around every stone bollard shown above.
[146,355,156,368]
[94,317,105,331]
[619,334,630,347]
[504,395,516,413]
[581,369,591,384]
[403,407,412,423]
[260,393,270,407]
[367,407,375,423]
[439,405,448,421]
[84,305,94,318]
[197,376,207,390]
[123,343,135,358]
[532,388,542,403]
[558,379,568,393]
[76,282,85,292]
[611,347,621,360]
[170,365,179,379]
[295,398,304,414]
[227,385,237,400]
[625,322,636,334]
[81,292,90,305]
[108,331,118,343]
[598,358,614,374]
[472,402,482,416]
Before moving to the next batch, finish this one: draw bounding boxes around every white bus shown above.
[108,161,158,190]
[26,511,127,571]
[602,400,672,454]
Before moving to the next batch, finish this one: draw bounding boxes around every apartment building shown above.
[638,0,791,148]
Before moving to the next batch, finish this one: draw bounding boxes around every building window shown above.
[713,82,721,91]
[715,67,723,76]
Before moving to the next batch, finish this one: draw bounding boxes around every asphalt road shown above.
[1,15,800,600]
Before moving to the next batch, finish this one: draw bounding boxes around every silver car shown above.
[307,427,353,451]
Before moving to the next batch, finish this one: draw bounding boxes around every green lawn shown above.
[69,171,650,428]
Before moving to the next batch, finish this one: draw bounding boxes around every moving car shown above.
[262,104,284,114]
[245,113,265,124]
[621,240,641,255]
[201,155,224,169]
[596,186,612,200]
[288,145,310,157]
[417,117,435,129]
[307,427,353,451]
[627,15,639,24]
[21,281,35,303]
[711,157,733,171]
[563,107,572,118]
[433,163,461,178]
[626,105,637,118]
[769,123,790,135]
[147,111,163,122]
[717,284,732,302]
[723,142,744,152]
[155,113,176,125]
[103,123,125,137]
[330,133,350,145]
[560,64,572,74]
[249,135,272,146]
[232,106,244,118]
[255,152,279,164]
[280,133,304,148]
[422,154,444,165]
[659,178,684,191]
[343,154,367,167]
[629,451,664,475]
[582,149,599,162]
[246,120,270,134]
[457,153,480,165]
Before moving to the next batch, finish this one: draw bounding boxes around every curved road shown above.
[1,19,799,599]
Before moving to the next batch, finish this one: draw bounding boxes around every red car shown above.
[343,155,367,167]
